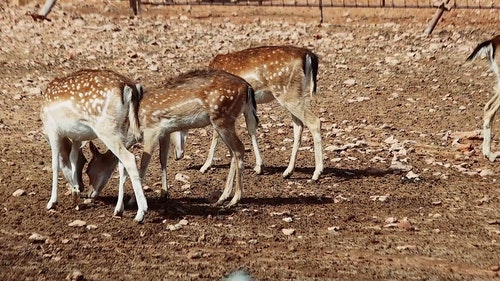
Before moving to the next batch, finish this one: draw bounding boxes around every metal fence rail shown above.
[141,0,498,33]
[144,0,499,9]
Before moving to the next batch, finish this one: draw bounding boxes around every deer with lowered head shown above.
[40,69,148,222]
[85,69,259,209]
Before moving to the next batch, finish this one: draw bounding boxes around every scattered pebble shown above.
[12,189,26,197]
[282,228,295,236]
[65,269,84,281]
[68,220,86,227]
[29,233,46,243]
[86,224,98,230]
[175,173,190,183]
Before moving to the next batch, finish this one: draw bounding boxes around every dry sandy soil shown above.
[1,0,499,280]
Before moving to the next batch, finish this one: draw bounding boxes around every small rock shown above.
[12,189,26,197]
[397,217,415,231]
[396,244,417,250]
[225,270,253,281]
[384,135,398,144]
[29,233,46,243]
[385,217,398,224]
[343,78,356,86]
[370,195,389,202]
[385,56,400,66]
[403,171,421,182]
[327,226,340,232]
[68,220,86,227]
[148,64,159,72]
[282,228,295,236]
[86,224,98,230]
[167,224,180,231]
[188,251,203,259]
[175,173,190,183]
[479,169,494,177]
[65,269,84,281]
[248,239,258,245]
[282,217,293,223]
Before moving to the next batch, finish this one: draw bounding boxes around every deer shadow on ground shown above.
[187,163,397,180]
[93,165,399,221]
[94,193,336,221]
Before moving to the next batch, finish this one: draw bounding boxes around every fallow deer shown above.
[466,35,500,161]
[41,69,148,222]
[86,69,258,209]
[191,45,323,181]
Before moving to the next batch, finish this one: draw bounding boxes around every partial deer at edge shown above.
[466,35,500,161]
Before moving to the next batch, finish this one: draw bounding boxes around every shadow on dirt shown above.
[94,193,334,220]
[187,164,397,180]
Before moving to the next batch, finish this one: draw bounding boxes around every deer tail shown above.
[124,83,143,143]
[247,85,259,126]
[466,37,500,82]
[303,51,319,96]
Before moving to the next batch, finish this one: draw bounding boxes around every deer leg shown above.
[159,135,171,201]
[114,162,127,216]
[302,109,323,181]
[59,138,74,189]
[243,106,263,174]
[139,129,159,182]
[282,100,323,181]
[69,140,83,201]
[214,126,245,207]
[483,93,500,161]
[200,131,219,173]
[97,132,148,222]
[47,133,62,210]
[283,115,303,179]
[59,138,87,193]
[170,130,187,161]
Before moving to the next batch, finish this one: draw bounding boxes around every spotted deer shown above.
[187,46,323,181]
[41,69,148,222]
[86,69,258,208]
[466,35,500,161]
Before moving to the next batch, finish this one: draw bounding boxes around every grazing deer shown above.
[466,35,500,161]
[41,69,148,222]
[86,69,258,208]
[85,133,186,200]
[190,46,323,181]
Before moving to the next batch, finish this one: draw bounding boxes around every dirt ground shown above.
[1,1,499,280]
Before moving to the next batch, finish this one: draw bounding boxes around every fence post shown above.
[424,0,452,35]
[319,0,323,24]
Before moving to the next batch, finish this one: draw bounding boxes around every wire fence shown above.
[143,0,499,9]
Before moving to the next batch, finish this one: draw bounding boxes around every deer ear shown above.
[89,141,100,156]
